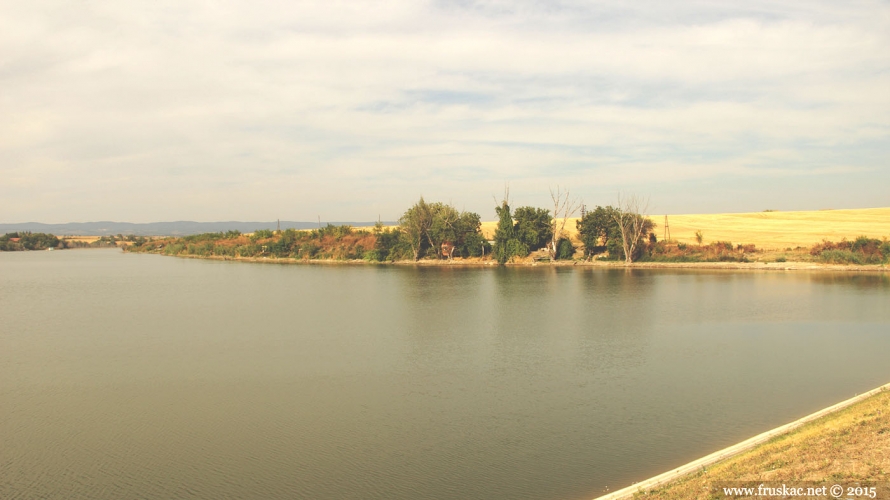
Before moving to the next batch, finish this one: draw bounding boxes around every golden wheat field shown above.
[60,236,102,244]
[480,207,890,250]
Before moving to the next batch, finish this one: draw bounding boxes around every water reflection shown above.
[2,253,890,500]
[807,271,890,289]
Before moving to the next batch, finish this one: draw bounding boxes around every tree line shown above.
[126,191,657,264]
[0,232,60,251]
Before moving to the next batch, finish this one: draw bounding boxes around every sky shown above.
[1,0,889,223]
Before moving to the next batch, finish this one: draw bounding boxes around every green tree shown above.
[370,227,409,261]
[493,198,528,264]
[19,232,60,251]
[513,206,552,251]
[576,205,620,258]
[493,199,513,264]
[277,229,298,254]
[555,237,574,260]
[399,199,484,260]
[453,211,485,258]
[400,197,433,261]
[426,202,460,258]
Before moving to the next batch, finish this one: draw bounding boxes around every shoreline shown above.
[591,382,890,499]
[130,252,889,273]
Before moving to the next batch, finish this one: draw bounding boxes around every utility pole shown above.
[664,215,671,242]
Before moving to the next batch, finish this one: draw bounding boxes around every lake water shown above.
[2,249,889,500]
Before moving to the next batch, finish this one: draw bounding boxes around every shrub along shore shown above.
[122,230,890,273]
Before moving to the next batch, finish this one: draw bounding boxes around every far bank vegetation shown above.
[0,232,61,251]
[126,192,661,264]
[118,194,890,266]
[0,232,150,251]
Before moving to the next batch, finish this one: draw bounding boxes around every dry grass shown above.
[481,207,890,250]
[653,208,890,250]
[60,236,102,244]
[633,389,890,499]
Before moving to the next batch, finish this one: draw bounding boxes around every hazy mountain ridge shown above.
[0,221,393,237]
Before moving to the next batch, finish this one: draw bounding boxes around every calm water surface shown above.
[2,250,889,499]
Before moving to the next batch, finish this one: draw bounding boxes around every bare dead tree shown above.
[492,184,510,211]
[549,185,580,259]
[613,193,650,264]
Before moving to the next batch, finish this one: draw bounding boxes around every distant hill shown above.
[0,221,394,237]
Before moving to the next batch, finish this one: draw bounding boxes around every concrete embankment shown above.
[592,382,890,500]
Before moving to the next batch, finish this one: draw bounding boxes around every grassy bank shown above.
[616,387,890,499]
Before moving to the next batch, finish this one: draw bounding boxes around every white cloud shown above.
[0,0,888,222]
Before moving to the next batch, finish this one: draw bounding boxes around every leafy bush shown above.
[643,240,756,263]
[250,229,275,241]
[459,231,489,258]
[513,206,552,251]
[576,205,620,257]
[188,242,214,256]
[503,239,529,262]
[363,249,383,262]
[236,244,260,257]
[555,237,574,260]
[300,242,320,258]
[604,237,624,260]
[819,250,864,265]
[164,243,185,255]
[213,245,235,257]
[183,232,223,243]
[811,237,888,264]
[371,228,409,261]
[810,238,852,255]
[316,224,354,240]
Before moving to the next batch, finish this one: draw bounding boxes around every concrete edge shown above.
[592,381,890,500]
